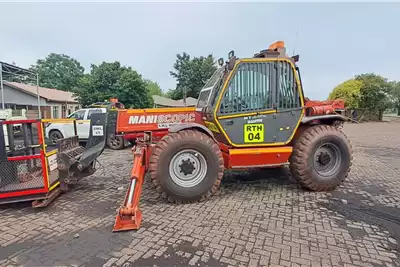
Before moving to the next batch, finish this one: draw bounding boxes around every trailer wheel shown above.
[289,124,352,191]
[149,129,224,203]
[107,135,125,150]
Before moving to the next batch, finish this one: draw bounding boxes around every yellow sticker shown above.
[244,123,264,143]
[204,121,220,133]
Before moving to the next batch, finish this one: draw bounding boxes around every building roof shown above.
[4,81,78,103]
[152,95,197,107]
[177,97,198,106]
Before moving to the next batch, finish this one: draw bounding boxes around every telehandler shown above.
[112,41,352,231]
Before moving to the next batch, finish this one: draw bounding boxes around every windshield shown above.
[196,68,224,109]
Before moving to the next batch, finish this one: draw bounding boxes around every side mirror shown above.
[218,58,224,66]
[228,50,234,59]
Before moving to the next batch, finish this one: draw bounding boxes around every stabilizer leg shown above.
[113,146,147,232]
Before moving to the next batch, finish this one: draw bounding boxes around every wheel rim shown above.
[169,149,207,188]
[110,137,121,148]
[313,142,341,177]
[51,132,62,144]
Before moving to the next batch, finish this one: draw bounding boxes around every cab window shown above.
[219,62,274,115]
[68,110,86,120]
[87,109,103,119]
[277,61,301,109]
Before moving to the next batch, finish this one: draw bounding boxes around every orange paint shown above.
[227,146,292,168]
[116,108,203,134]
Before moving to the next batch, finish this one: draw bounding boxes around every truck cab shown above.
[45,107,106,143]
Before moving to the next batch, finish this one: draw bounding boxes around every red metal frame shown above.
[7,155,41,161]
[0,120,49,199]
[1,120,38,124]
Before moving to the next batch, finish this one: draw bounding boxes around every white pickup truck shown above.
[45,107,106,143]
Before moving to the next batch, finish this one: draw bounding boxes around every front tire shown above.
[289,125,352,191]
[149,129,224,203]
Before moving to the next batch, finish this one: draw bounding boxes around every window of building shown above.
[52,106,59,119]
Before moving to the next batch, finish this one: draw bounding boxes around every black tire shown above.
[107,135,125,150]
[149,129,224,203]
[49,130,63,144]
[289,124,352,191]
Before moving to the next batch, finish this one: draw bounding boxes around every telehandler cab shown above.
[113,41,352,231]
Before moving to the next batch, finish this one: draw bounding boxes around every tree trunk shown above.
[397,102,400,116]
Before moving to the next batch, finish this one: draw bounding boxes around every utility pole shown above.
[0,63,4,109]
[183,87,187,107]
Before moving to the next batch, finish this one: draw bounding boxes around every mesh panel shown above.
[7,122,42,156]
[0,158,44,192]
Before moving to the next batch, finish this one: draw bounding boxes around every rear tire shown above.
[289,124,352,191]
[149,129,224,203]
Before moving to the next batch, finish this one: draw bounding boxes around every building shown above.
[152,95,197,108]
[0,81,81,119]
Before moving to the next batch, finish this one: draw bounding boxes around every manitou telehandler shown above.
[112,41,352,231]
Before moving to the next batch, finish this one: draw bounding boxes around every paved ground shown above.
[1,119,400,267]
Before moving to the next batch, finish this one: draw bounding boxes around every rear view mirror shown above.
[228,50,234,59]
[218,58,224,66]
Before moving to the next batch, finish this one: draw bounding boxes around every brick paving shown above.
[1,119,400,267]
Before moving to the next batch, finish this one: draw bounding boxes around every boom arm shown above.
[113,132,153,232]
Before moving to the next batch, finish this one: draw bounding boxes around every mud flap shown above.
[57,112,109,191]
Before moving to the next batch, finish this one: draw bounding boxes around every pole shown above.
[36,73,41,119]
[0,63,4,109]
[183,87,187,107]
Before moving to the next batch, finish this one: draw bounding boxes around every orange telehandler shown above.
[111,41,352,232]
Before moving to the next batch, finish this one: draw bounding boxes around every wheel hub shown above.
[169,149,207,188]
[179,159,196,175]
[313,142,341,177]
[318,152,331,165]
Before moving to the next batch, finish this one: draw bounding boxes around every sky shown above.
[0,2,399,100]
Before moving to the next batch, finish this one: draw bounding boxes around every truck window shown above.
[68,110,86,120]
[87,109,103,119]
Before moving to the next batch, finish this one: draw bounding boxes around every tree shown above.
[389,81,400,115]
[144,79,163,106]
[328,79,362,109]
[74,61,151,108]
[169,52,217,100]
[30,53,84,91]
[355,73,392,111]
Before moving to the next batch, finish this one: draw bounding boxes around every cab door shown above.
[214,59,304,147]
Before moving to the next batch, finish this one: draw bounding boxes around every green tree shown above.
[389,81,400,115]
[169,52,217,100]
[355,73,392,111]
[144,79,163,97]
[74,61,151,108]
[328,79,362,109]
[144,79,163,106]
[30,53,84,91]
